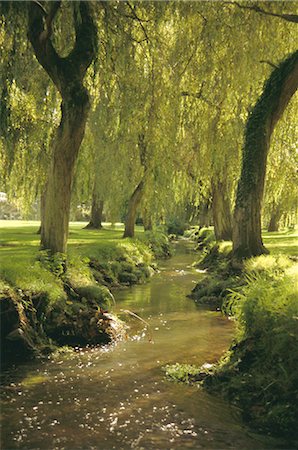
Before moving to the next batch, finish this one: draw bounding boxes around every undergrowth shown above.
[206,268,298,438]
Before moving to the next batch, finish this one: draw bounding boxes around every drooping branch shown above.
[43,1,61,41]
[260,60,278,69]
[228,2,298,24]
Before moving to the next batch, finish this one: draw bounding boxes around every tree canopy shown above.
[0,0,297,253]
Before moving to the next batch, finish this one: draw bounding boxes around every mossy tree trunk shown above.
[28,1,97,254]
[37,189,47,235]
[212,179,232,240]
[199,200,212,228]
[123,180,144,238]
[233,51,298,258]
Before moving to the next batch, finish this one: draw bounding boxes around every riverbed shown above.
[0,241,279,449]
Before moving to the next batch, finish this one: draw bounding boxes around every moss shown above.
[164,363,211,384]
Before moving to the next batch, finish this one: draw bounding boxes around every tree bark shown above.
[233,51,298,258]
[267,203,283,232]
[123,180,144,238]
[37,189,47,234]
[199,200,212,228]
[212,179,232,240]
[85,194,104,230]
[28,1,97,254]
[142,207,153,231]
[123,134,148,238]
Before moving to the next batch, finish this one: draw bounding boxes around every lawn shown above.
[0,222,297,293]
[0,220,148,295]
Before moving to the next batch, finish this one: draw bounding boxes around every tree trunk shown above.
[233,51,298,258]
[212,179,232,241]
[142,207,153,231]
[199,201,212,228]
[267,203,282,232]
[85,195,104,230]
[41,93,90,252]
[28,1,97,254]
[37,189,47,234]
[123,180,144,238]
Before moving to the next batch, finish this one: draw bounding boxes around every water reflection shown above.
[1,242,281,449]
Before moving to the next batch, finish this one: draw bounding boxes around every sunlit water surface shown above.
[1,241,282,449]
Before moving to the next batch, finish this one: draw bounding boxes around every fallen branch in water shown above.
[120,309,154,343]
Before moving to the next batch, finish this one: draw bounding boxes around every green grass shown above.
[210,267,298,437]
[0,220,148,299]
[263,229,298,256]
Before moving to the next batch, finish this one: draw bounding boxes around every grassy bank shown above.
[189,228,297,309]
[0,221,171,366]
[167,228,298,439]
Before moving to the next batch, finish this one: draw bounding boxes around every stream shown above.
[0,241,280,449]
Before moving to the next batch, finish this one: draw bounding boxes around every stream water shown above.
[1,241,281,449]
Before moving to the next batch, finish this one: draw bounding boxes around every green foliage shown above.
[244,254,292,278]
[38,251,66,277]
[183,226,200,239]
[166,218,188,236]
[212,267,298,437]
[139,230,172,258]
[164,363,202,384]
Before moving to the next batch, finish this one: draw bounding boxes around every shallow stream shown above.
[1,241,280,449]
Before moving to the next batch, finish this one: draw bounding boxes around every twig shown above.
[120,309,154,343]
[260,60,278,69]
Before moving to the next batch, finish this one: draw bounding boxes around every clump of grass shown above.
[206,265,298,438]
[164,363,212,384]
[244,254,291,277]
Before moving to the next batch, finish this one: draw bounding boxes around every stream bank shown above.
[184,229,298,442]
[0,230,171,368]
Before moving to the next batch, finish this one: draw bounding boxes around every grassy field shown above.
[0,222,296,275]
[215,230,298,257]
[0,220,150,296]
[0,220,296,295]
[263,229,298,256]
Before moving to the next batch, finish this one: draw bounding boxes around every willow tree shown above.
[0,3,57,219]
[233,51,298,257]
[176,2,297,244]
[28,1,97,253]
